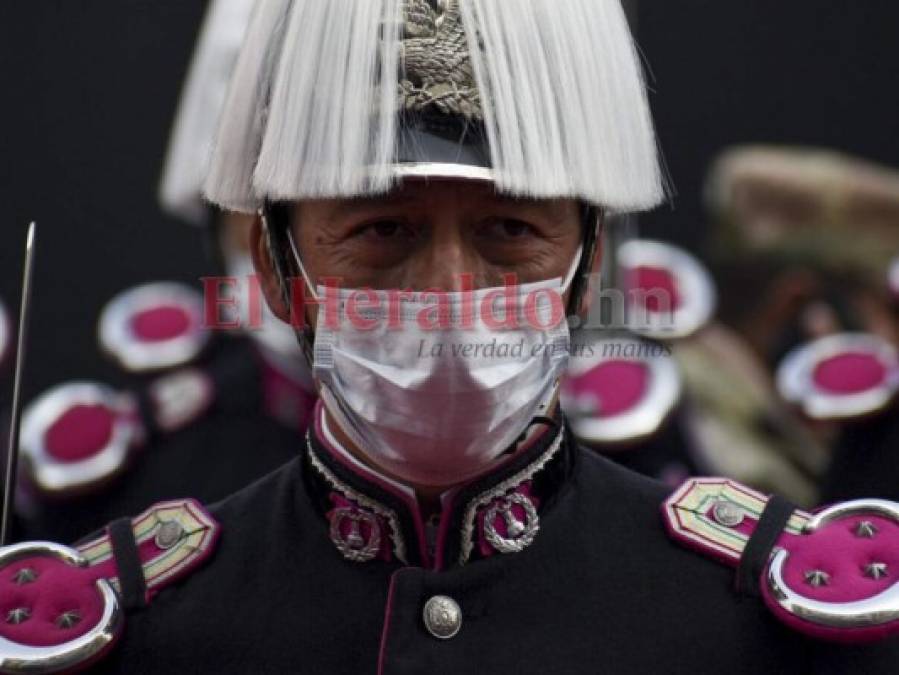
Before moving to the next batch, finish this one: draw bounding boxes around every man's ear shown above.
[250,214,292,323]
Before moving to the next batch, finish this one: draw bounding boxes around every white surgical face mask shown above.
[291,233,581,487]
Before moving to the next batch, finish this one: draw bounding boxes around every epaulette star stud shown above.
[55,610,82,629]
[6,607,31,624]
[864,562,888,580]
[855,521,879,538]
[804,570,831,587]
[12,567,37,585]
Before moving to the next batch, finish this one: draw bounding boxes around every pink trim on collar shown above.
[432,489,460,573]
[377,568,407,675]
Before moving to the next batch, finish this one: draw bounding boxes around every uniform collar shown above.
[302,402,576,570]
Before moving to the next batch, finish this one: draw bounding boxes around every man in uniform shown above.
[1,2,899,673]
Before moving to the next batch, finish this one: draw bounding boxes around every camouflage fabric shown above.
[707,146,899,283]
[673,323,828,507]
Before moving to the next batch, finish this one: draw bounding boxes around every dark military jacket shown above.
[83,419,898,674]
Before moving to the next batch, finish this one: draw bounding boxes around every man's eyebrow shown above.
[330,192,416,218]
[321,190,572,223]
[493,194,573,223]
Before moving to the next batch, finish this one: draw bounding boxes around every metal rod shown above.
[1,222,37,546]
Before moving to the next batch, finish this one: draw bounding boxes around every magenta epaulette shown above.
[0,298,10,370]
[98,282,211,374]
[617,239,717,340]
[20,374,214,498]
[563,336,681,445]
[0,499,219,673]
[664,478,899,643]
[776,333,898,421]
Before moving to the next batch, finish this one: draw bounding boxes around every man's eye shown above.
[484,219,538,240]
[357,220,413,240]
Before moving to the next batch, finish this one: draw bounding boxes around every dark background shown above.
[0,0,897,401]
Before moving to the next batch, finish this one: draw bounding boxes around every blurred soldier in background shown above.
[708,145,899,361]
[561,229,702,487]
[707,145,899,503]
[16,0,315,543]
[564,234,825,506]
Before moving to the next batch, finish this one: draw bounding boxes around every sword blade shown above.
[1,222,37,546]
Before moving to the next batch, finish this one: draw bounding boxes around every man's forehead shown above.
[296,183,578,222]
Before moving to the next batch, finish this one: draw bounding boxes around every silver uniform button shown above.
[712,500,745,528]
[154,520,184,549]
[423,595,462,640]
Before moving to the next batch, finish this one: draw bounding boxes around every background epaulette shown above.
[777,333,898,421]
[98,282,211,374]
[19,374,213,498]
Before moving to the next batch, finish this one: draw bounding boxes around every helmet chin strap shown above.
[261,205,317,370]
[569,205,603,318]
[284,225,321,303]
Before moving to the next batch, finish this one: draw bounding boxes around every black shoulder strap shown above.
[108,517,148,610]
[735,494,796,597]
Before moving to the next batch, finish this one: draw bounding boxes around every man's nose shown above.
[409,221,477,291]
